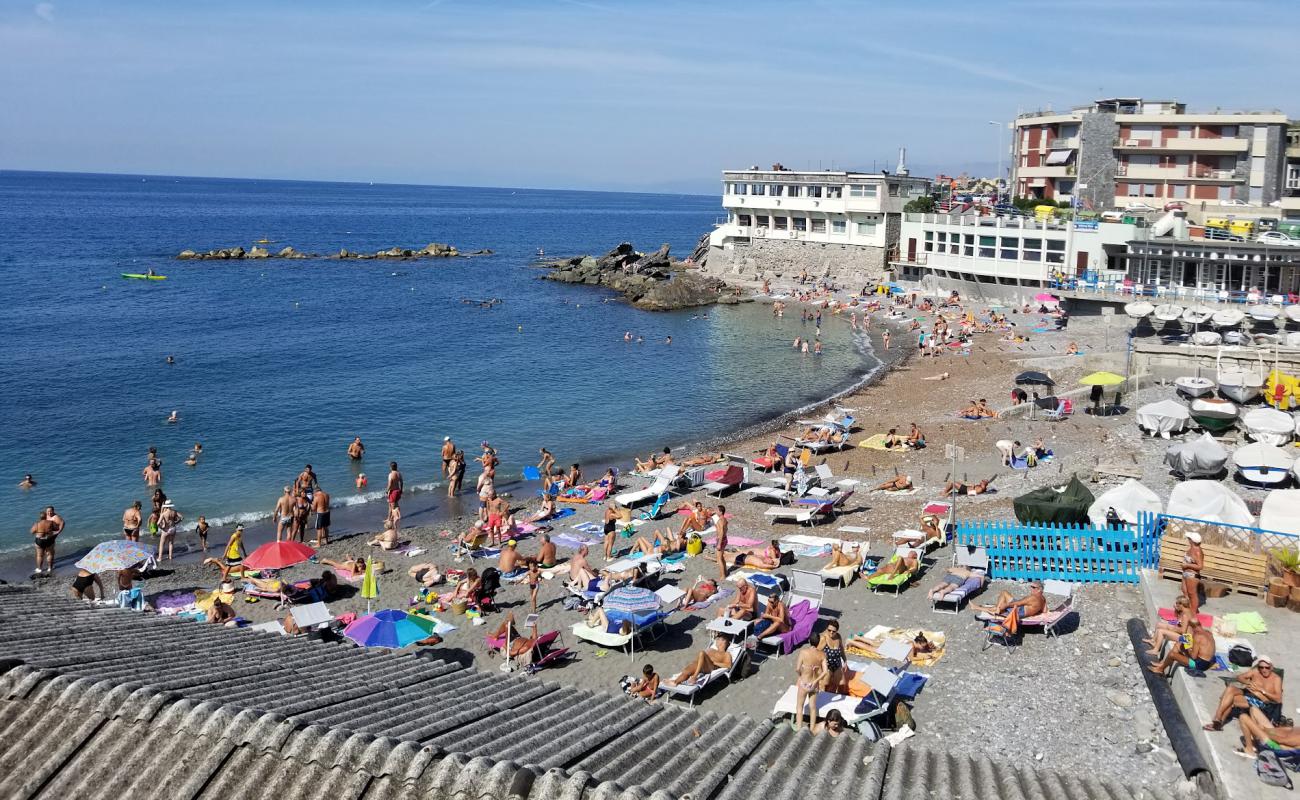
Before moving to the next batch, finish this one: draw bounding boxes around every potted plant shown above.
[1270,546,1300,588]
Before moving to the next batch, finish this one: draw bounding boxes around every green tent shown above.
[1013,475,1095,525]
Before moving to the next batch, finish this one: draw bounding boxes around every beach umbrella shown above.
[343,608,435,648]
[1014,370,1055,386]
[1034,293,1059,302]
[360,556,379,613]
[243,540,316,570]
[603,586,660,615]
[1078,371,1125,387]
[75,540,153,573]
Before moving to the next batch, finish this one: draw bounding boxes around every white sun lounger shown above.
[814,463,862,489]
[661,643,746,706]
[615,465,680,507]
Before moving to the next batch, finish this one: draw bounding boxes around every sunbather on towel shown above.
[943,477,994,496]
[926,566,985,599]
[679,452,725,467]
[823,543,861,570]
[972,580,1046,623]
[208,597,236,625]
[521,533,558,569]
[906,423,926,449]
[445,568,482,605]
[882,428,905,449]
[368,520,402,550]
[716,578,757,620]
[409,562,444,588]
[753,593,791,638]
[531,494,558,521]
[876,475,912,491]
[1147,618,1216,676]
[664,635,734,687]
[1142,595,1193,657]
[729,540,782,570]
[322,556,365,579]
[867,551,919,580]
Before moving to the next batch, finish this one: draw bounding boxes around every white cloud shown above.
[34,3,55,23]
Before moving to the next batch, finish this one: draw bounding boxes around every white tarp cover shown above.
[1233,442,1295,470]
[1087,479,1162,527]
[1166,480,1254,527]
[1136,399,1190,435]
[1243,407,1294,438]
[1164,433,1229,477]
[1259,490,1300,535]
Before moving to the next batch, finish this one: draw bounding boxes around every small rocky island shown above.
[542,242,743,311]
[177,243,491,260]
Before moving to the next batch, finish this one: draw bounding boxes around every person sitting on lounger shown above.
[717,577,757,620]
[1203,655,1283,731]
[926,566,985,600]
[1234,704,1300,758]
[972,580,1047,620]
[867,550,919,580]
[676,501,712,538]
[489,612,539,659]
[368,520,402,550]
[754,443,781,470]
[943,477,993,496]
[664,635,734,687]
[876,474,912,491]
[823,543,861,570]
[918,514,945,543]
[1147,618,1216,676]
[622,663,660,701]
[782,447,802,492]
[753,592,791,638]
[1142,595,1193,657]
[635,447,672,473]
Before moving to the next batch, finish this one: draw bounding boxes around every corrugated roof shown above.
[0,586,1193,800]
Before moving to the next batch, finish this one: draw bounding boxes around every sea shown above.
[0,171,884,556]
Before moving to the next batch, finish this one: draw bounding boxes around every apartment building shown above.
[1012,97,1288,216]
[704,168,931,285]
[1282,122,1300,220]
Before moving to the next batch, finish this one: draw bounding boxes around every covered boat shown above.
[1013,476,1095,525]
[1087,479,1162,528]
[1189,397,1239,433]
[1189,331,1221,346]
[1164,433,1229,478]
[1174,375,1215,397]
[1243,407,1295,446]
[1248,304,1282,323]
[1124,301,1154,319]
[1259,490,1300,535]
[1286,332,1300,348]
[1217,352,1264,404]
[1166,480,1254,526]
[1211,308,1245,328]
[1285,305,1300,324]
[1136,399,1190,438]
[1181,306,1214,325]
[1153,303,1184,322]
[1232,442,1295,486]
[1222,331,1248,345]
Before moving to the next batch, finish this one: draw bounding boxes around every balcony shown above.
[1049,137,1079,150]
[1016,165,1075,179]
[1113,136,1249,153]
[1115,164,1239,181]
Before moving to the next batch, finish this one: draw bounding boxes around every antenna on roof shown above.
[896,146,909,176]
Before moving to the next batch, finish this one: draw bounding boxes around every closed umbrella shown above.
[361,556,379,613]
[1014,371,1055,386]
[75,540,154,573]
[603,586,659,615]
[243,540,316,570]
[344,608,435,648]
[1079,371,1125,387]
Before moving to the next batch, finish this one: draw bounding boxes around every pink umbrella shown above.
[1033,293,1059,303]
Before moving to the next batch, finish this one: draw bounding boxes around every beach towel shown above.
[572,522,603,534]
[876,487,919,496]
[703,535,761,548]
[858,433,898,451]
[1157,607,1214,628]
[847,628,947,668]
[1221,611,1268,634]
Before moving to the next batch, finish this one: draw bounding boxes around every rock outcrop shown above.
[543,242,745,311]
[177,243,490,261]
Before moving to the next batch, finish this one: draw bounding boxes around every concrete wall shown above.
[703,238,890,287]
[1131,341,1300,383]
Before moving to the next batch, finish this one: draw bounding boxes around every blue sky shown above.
[1,0,1296,193]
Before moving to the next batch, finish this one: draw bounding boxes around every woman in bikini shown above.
[322,555,365,579]
[1143,595,1193,657]
[1183,532,1205,615]
[633,529,683,557]
[792,643,829,731]
[817,620,847,693]
[823,543,861,570]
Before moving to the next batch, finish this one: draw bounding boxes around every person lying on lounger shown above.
[574,563,646,595]
[664,635,734,687]
[1147,618,1216,676]
[687,577,718,604]
[823,543,862,570]
[846,630,935,660]
[584,607,634,636]
[634,448,672,473]
[679,452,725,467]
[867,551,919,580]
[876,474,913,491]
[971,580,1046,619]
[926,566,985,600]
[716,578,757,620]
[943,477,994,496]
[633,529,684,557]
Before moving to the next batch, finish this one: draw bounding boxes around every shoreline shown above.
[0,295,907,583]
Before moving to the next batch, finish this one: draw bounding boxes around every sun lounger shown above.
[763,491,853,526]
[614,465,679,508]
[571,607,672,659]
[819,546,865,588]
[980,580,1076,651]
[751,444,789,472]
[661,642,746,706]
[931,547,990,613]
[814,463,862,490]
[867,549,924,596]
[701,464,746,496]
[1044,398,1073,421]
[769,660,899,734]
[891,527,941,551]
[758,598,818,655]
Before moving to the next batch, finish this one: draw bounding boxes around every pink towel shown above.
[704,535,762,547]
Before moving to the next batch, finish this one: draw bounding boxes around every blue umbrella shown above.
[343,609,435,648]
[75,540,154,573]
[603,586,659,615]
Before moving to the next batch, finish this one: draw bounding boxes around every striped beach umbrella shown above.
[602,586,659,615]
[75,540,154,573]
[343,609,435,648]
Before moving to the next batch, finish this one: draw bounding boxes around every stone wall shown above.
[702,238,891,287]
[1079,111,1118,209]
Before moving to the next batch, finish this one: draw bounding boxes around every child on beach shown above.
[621,663,660,701]
[195,515,208,552]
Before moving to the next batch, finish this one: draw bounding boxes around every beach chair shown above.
[819,545,865,588]
[614,465,679,508]
[522,630,574,675]
[701,464,745,497]
[764,491,853,526]
[867,549,925,596]
[743,484,796,505]
[661,642,746,707]
[931,547,989,613]
[639,492,670,520]
[814,463,862,490]
[751,444,788,473]
[571,604,673,659]
[1044,398,1073,421]
[788,568,826,609]
[981,580,1076,651]
[757,598,818,656]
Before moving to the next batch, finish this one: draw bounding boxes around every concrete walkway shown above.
[1139,570,1298,799]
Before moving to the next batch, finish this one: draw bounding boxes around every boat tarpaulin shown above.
[1166,480,1253,527]
[1087,479,1162,527]
[1013,475,1095,525]
[1164,433,1228,478]
[1136,399,1190,436]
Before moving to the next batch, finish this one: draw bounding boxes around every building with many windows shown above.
[1282,122,1300,221]
[1011,98,1289,217]
[703,168,931,286]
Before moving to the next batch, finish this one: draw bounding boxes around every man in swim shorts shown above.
[31,511,58,576]
[312,485,332,546]
[387,461,403,513]
[441,436,455,477]
[273,486,295,542]
[348,436,365,460]
[1147,618,1217,676]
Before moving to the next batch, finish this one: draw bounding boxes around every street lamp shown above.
[988,121,1003,203]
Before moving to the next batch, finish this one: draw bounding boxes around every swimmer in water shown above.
[347,436,365,460]
[165,355,175,364]
[167,410,179,424]
[18,474,35,489]
[624,331,632,342]
[666,336,672,345]
[356,472,368,490]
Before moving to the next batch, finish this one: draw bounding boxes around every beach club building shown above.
[703,167,931,286]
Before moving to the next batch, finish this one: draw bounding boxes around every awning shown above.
[1045,150,1075,166]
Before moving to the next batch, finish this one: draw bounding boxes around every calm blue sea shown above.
[0,171,881,554]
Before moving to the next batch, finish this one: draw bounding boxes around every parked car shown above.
[1101,210,1126,222]
[1163,201,1185,211]
[1219,198,1251,207]
[1124,202,1158,212]
[1256,231,1300,247]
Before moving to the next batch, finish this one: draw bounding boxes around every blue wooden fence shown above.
[955,520,1145,583]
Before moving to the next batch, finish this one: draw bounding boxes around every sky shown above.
[1,0,1297,193]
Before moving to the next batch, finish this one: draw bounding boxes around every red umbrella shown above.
[243,540,316,570]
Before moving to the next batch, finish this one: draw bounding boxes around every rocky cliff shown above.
[542,242,745,311]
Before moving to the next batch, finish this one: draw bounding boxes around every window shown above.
[856,222,876,235]
[924,231,934,241]
[756,215,769,227]
[1218,186,1233,201]
[1220,125,1237,138]
[810,218,826,233]
[1000,236,1017,247]
[830,220,846,234]
[1057,179,1075,195]
[1170,184,1189,199]
[979,235,995,247]
[1000,248,1017,260]
[1024,238,1042,250]
[734,183,747,195]
[769,184,784,197]
[1046,239,1065,251]
[849,184,878,198]
[979,246,995,258]
[924,241,934,253]
[937,232,947,243]
[827,186,843,198]
[737,214,752,226]
[964,234,975,244]
[793,217,807,231]
[786,185,801,198]
[1046,239,1065,264]
[807,186,822,198]
[773,216,788,230]
[1024,250,1042,261]
[888,183,900,197]
[963,245,974,256]
[750,184,766,196]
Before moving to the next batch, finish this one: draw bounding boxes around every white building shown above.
[702,168,931,285]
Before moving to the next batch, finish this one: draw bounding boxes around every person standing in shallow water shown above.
[348,436,365,460]
[441,436,455,477]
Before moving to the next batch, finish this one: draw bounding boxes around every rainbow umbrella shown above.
[343,609,435,648]
[243,540,316,570]
[75,540,153,573]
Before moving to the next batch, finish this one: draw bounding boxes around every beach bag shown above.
[1228,644,1256,668]
[1256,749,1293,789]
[685,533,703,556]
